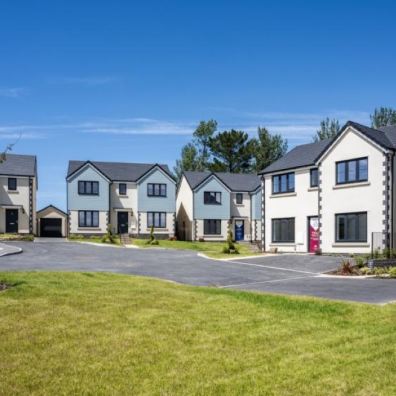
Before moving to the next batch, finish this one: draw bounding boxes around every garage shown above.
[37,205,68,238]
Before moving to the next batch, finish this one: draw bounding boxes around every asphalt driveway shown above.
[1,241,395,304]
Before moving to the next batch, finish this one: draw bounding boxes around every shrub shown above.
[101,227,116,244]
[374,267,388,276]
[222,231,239,255]
[373,249,381,259]
[360,266,373,275]
[354,256,365,268]
[146,226,159,245]
[389,267,396,278]
[338,259,356,275]
[383,248,391,259]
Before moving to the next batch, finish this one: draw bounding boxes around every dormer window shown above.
[336,158,368,185]
[272,173,295,194]
[8,178,17,191]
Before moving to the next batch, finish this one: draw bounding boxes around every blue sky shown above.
[0,0,395,210]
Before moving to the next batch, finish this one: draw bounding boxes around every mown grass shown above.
[0,233,34,241]
[132,239,261,258]
[0,272,395,395]
[68,236,122,246]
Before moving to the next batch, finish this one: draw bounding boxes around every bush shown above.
[374,267,388,276]
[338,259,356,275]
[373,249,381,259]
[389,267,396,278]
[101,227,116,244]
[222,231,239,255]
[354,256,365,268]
[146,226,159,245]
[360,266,373,275]
[383,248,391,259]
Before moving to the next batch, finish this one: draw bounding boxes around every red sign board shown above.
[309,217,319,253]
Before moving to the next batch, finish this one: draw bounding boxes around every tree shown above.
[192,119,217,170]
[252,127,288,172]
[313,118,340,142]
[370,107,396,128]
[208,130,255,173]
[173,143,199,180]
[173,120,217,179]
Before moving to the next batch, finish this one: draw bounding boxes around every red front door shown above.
[308,217,319,253]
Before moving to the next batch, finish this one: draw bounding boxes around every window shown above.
[78,211,99,227]
[119,183,127,196]
[272,173,295,194]
[204,219,221,235]
[236,193,243,204]
[8,178,17,191]
[78,181,99,195]
[147,183,167,197]
[272,218,295,243]
[336,212,367,242]
[310,169,319,188]
[204,191,221,205]
[336,158,368,184]
[147,212,166,228]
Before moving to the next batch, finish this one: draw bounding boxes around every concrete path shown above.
[0,242,22,257]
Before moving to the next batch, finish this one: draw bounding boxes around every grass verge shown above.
[68,236,121,246]
[0,233,34,241]
[0,272,395,395]
[132,239,261,259]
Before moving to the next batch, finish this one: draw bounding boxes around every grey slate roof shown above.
[37,204,67,216]
[260,121,396,175]
[260,139,333,175]
[67,160,174,182]
[379,125,396,148]
[183,171,260,192]
[0,153,37,177]
[347,121,393,149]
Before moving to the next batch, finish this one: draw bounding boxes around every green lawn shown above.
[69,236,122,246]
[132,239,261,258]
[0,272,395,395]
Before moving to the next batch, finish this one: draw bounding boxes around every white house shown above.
[259,121,396,254]
[66,161,176,238]
[176,171,261,242]
[0,154,37,235]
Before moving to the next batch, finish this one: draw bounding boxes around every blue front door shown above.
[235,220,244,241]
